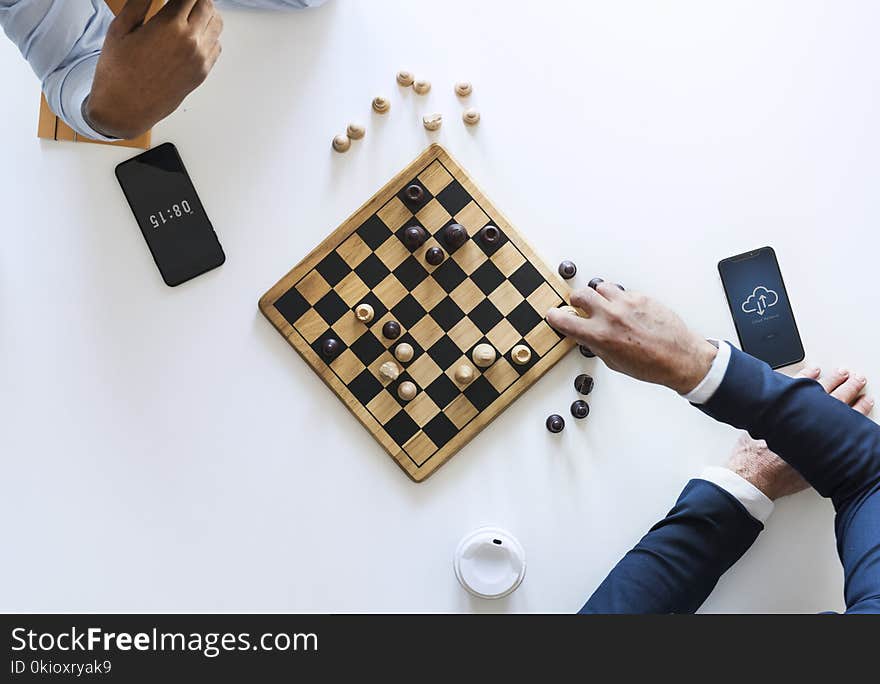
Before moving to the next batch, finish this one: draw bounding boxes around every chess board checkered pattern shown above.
[260,145,574,481]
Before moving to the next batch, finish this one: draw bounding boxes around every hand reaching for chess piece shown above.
[85,0,224,140]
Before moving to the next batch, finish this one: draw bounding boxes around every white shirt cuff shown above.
[699,466,775,524]
[682,339,731,405]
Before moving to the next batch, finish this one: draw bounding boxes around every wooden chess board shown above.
[259,144,574,481]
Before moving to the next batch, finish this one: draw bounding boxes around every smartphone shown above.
[116,143,225,287]
[718,246,805,369]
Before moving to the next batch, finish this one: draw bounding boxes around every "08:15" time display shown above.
[150,200,194,229]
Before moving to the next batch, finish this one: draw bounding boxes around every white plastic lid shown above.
[453,526,526,599]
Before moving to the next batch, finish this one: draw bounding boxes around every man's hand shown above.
[84,0,224,139]
[724,367,874,500]
[546,282,718,394]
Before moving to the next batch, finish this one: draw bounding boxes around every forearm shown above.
[0,0,116,140]
[581,479,762,614]
[699,347,880,508]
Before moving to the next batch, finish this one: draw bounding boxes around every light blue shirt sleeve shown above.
[218,0,326,8]
[0,0,115,140]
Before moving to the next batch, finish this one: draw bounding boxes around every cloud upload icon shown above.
[742,286,779,316]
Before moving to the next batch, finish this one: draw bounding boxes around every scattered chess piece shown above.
[382,320,402,340]
[455,81,473,97]
[462,108,481,126]
[346,123,365,140]
[444,223,468,249]
[403,225,427,250]
[511,344,532,366]
[398,381,418,401]
[355,303,374,323]
[454,364,475,385]
[321,338,341,359]
[394,342,414,363]
[578,344,596,358]
[479,225,501,246]
[558,260,577,279]
[570,400,590,419]
[546,414,565,433]
[574,373,594,395]
[397,70,415,87]
[588,277,604,290]
[379,360,401,382]
[372,96,390,114]
[425,246,445,266]
[472,343,496,368]
[404,184,425,204]
[423,113,443,131]
[332,134,351,153]
[413,79,431,95]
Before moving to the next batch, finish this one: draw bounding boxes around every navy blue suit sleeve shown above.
[698,346,880,613]
[580,479,762,614]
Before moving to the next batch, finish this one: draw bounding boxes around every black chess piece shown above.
[404,184,425,204]
[546,414,565,433]
[382,320,402,340]
[570,400,590,419]
[403,225,427,250]
[425,246,445,265]
[558,261,577,279]
[480,225,501,246]
[443,223,468,249]
[321,338,341,359]
[588,277,604,290]
[574,373,594,395]
[578,344,596,358]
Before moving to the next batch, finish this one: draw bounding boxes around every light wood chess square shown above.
[525,321,560,356]
[408,315,445,350]
[375,237,410,271]
[336,271,370,307]
[404,431,438,466]
[292,308,326,344]
[488,280,522,316]
[407,354,443,388]
[484,357,518,393]
[330,348,363,383]
[448,318,483,352]
[416,199,452,233]
[449,279,484,314]
[454,201,490,237]
[404,392,441,427]
[453,241,487,275]
[486,319,520,354]
[367,390,402,423]
[336,233,371,269]
[444,394,478,429]
[373,274,408,309]
[527,282,563,317]
[445,355,479,390]
[411,276,447,311]
[418,160,453,195]
[333,310,365,346]
[490,242,526,277]
[377,197,411,232]
[295,270,331,304]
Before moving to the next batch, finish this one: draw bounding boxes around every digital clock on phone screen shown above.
[116,143,225,287]
[149,199,195,228]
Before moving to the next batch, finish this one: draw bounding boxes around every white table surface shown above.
[2,0,878,613]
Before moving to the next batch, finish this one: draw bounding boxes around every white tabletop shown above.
[2,0,877,613]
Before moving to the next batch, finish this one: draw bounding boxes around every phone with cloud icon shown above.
[718,246,804,369]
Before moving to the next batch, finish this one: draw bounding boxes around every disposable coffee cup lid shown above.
[453,526,526,599]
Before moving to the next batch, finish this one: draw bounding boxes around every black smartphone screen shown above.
[115,143,224,286]
[718,246,804,369]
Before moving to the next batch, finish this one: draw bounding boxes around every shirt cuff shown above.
[682,339,731,405]
[57,54,119,142]
[699,465,775,524]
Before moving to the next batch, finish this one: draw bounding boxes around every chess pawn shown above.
[355,303,375,323]
[379,361,402,383]
[454,364,475,385]
[472,343,496,368]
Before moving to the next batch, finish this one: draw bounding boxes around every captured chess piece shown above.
[558,260,577,279]
[588,277,604,290]
[382,320,402,340]
[425,246,445,266]
[355,303,375,323]
[403,225,427,250]
[321,338,341,359]
[574,373,594,395]
[570,400,590,419]
[479,225,501,246]
[546,414,565,433]
[444,223,468,250]
[578,344,596,358]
